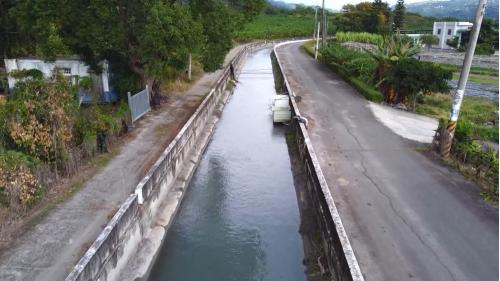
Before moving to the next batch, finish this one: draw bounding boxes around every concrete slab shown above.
[367,102,438,143]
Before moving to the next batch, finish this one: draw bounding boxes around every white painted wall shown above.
[433,22,473,49]
[4,58,110,92]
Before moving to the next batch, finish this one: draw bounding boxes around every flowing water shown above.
[148,48,306,281]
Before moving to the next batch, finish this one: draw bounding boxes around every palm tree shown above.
[367,33,420,103]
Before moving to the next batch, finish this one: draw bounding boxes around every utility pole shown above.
[315,22,321,60]
[440,0,487,158]
[188,53,192,81]
[325,13,328,40]
[313,7,318,39]
[321,0,326,47]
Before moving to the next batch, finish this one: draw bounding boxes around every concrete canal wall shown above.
[272,41,365,281]
[64,43,269,281]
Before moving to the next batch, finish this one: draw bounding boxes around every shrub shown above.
[0,74,78,161]
[475,43,496,55]
[8,69,44,80]
[0,150,42,209]
[350,77,384,102]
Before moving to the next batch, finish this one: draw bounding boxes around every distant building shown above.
[433,22,473,49]
[4,57,117,104]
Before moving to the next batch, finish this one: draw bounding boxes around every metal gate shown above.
[128,86,151,123]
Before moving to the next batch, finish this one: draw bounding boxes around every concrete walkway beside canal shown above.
[276,42,498,281]
[0,45,245,281]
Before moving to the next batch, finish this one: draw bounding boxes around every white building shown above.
[433,22,473,49]
[4,57,116,103]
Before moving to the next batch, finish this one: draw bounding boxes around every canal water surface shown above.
[148,48,306,281]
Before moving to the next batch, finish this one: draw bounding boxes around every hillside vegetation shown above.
[236,14,315,41]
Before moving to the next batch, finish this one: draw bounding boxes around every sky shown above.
[280,0,425,10]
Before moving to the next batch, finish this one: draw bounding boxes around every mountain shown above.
[267,0,296,10]
[406,0,499,20]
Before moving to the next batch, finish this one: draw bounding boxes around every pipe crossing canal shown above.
[148,48,307,281]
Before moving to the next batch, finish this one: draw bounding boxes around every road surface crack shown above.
[359,154,458,281]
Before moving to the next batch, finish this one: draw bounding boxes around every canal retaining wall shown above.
[272,41,365,281]
[64,43,269,281]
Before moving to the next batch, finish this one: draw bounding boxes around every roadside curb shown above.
[273,40,365,281]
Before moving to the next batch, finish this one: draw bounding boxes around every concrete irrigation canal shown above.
[64,43,362,281]
[148,48,307,281]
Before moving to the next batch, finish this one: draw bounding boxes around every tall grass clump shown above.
[335,32,383,45]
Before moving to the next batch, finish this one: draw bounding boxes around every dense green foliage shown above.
[6,0,265,104]
[385,58,452,108]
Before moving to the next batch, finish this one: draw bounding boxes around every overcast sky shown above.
[280,0,425,10]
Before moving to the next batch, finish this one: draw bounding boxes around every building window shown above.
[62,68,71,75]
[437,29,441,35]
[448,29,452,35]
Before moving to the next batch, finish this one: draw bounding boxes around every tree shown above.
[373,0,391,33]
[420,34,439,49]
[393,0,405,31]
[190,0,235,71]
[16,0,204,106]
[460,18,499,55]
[337,2,376,32]
[336,1,391,33]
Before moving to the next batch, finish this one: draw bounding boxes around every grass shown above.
[451,73,499,85]
[161,60,204,93]
[440,63,498,85]
[303,40,317,58]
[438,63,498,77]
[416,93,499,142]
[236,14,335,41]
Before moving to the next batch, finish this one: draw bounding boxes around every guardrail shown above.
[64,41,273,281]
[272,41,365,281]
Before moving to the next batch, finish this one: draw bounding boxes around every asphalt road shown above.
[276,42,498,281]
